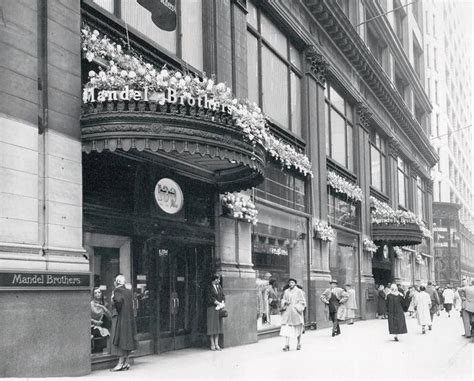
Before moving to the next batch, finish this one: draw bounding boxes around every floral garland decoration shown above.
[363,238,378,253]
[81,25,312,177]
[313,219,336,242]
[415,252,425,265]
[393,246,404,259]
[327,171,363,203]
[221,193,258,225]
[369,196,432,239]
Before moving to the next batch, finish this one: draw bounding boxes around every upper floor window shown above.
[325,85,354,172]
[370,131,386,193]
[413,36,423,78]
[394,0,407,47]
[93,0,203,71]
[416,176,427,221]
[247,1,302,136]
[397,157,409,208]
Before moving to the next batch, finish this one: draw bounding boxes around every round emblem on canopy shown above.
[154,178,184,214]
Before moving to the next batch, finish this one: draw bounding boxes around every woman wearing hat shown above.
[280,278,306,351]
[320,279,348,337]
[386,283,408,341]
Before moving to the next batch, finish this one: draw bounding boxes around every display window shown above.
[252,203,308,332]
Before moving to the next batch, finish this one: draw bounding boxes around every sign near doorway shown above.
[154,178,184,214]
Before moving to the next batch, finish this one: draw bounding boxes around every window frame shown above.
[397,157,409,208]
[369,131,387,193]
[325,85,355,172]
[246,2,303,136]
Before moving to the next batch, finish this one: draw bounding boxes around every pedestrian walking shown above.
[425,281,440,330]
[377,285,387,319]
[453,287,462,313]
[442,285,455,317]
[345,283,357,325]
[280,278,306,351]
[385,284,408,341]
[320,279,348,337]
[207,274,226,351]
[458,280,474,339]
[407,286,417,318]
[110,274,137,372]
[414,285,432,334]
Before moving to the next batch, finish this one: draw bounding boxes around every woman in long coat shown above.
[280,278,306,351]
[377,285,387,318]
[386,284,407,341]
[110,275,137,371]
[414,285,432,334]
[345,284,357,325]
[207,274,225,351]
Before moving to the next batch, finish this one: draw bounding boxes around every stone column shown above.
[215,199,256,347]
[305,46,332,327]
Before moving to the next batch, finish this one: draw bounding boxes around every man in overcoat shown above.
[320,280,348,337]
[425,281,440,330]
[459,280,474,338]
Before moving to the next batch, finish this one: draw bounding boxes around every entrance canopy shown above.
[81,101,266,192]
[372,223,423,246]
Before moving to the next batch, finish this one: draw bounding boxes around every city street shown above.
[49,312,472,380]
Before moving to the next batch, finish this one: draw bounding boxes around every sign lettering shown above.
[154,178,184,214]
[0,271,90,290]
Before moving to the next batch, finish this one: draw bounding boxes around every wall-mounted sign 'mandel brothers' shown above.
[83,86,235,116]
[0,271,90,290]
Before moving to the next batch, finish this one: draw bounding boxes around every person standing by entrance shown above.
[459,280,474,339]
[110,274,137,372]
[385,284,407,341]
[280,278,306,351]
[425,282,440,330]
[414,285,432,334]
[345,283,357,325]
[320,280,348,337]
[442,285,455,318]
[207,274,225,351]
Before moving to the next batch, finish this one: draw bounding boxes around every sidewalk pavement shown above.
[47,312,473,380]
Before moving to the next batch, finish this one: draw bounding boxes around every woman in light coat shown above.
[344,284,357,325]
[280,278,306,351]
[414,285,432,334]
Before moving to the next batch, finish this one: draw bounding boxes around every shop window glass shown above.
[255,163,306,212]
[247,6,302,136]
[370,132,386,192]
[328,194,358,230]
[247,0,258,29]
[181,0,204,70]
[330,109,346,166]
[247,32,259,105]
[253,204,308,332]
[262,46,289,126]
[93,0,114,13]
[290,72,302,137]
[260,13,287,57]
[397,157,409,208]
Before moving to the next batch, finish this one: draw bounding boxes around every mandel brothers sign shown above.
[0,271,90,290]
[82,86,236,116]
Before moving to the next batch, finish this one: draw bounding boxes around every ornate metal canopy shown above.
[81,100,266,191]
[372,223,423,247]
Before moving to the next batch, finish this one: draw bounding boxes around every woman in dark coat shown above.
[386,284,408,341]
[110,274,137,371]
[377,285,387,318]
[207,274,225,351]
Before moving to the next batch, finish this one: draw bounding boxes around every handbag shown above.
[219,308,228,318]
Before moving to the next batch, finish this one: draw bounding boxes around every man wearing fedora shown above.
[320,279,348,337]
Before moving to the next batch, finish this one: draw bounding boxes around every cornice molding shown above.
[388,137,400,158]
[305,46,329,87]
[304,0,438,167]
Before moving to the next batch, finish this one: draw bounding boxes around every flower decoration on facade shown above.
[393,246,404,259]
[81,25,312,177]
[415,252,425,265]
[370,196,433,239]
[313,219,336,242]
[363,238,378,253]
[327,171,363,203]
[221,193,258,225]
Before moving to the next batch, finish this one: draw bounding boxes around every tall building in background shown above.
[426,0,474,285]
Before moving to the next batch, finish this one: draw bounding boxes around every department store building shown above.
[0,0,437,376]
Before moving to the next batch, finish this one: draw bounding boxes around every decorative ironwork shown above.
[356,103,372,131]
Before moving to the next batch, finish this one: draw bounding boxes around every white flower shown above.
[92,30,99,36]
[161,69,169,79]
[116,45,122,53]
[88,70,96,77]
[110,65,118,74]
[137,67,146,76]
[86,52,94,62]
[128,71,137,79]
[174,72,182,79]
[120,70,128,78]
